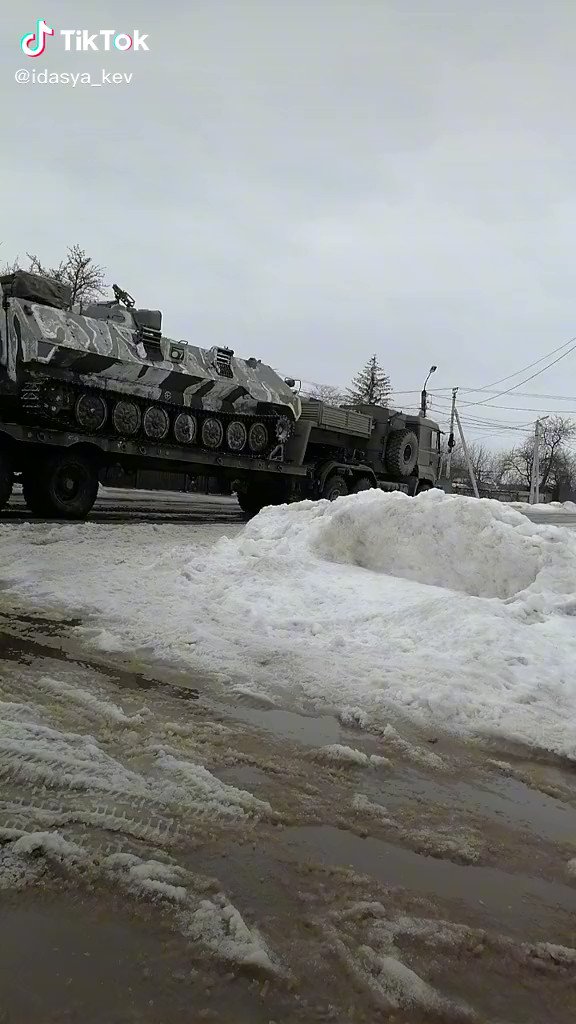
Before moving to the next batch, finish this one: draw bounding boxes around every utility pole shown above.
[535,420,541,504]
[529,421,538,504]
[529,417,548,504]
[445,387,458,479]
[454,408,480,498]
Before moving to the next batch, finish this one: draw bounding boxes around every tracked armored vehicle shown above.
[0,271,300,452]
[0,271,302,517]
[0,270,441,520]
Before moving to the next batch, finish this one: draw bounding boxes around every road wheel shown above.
[22,451,99,519]
[173,412,197,445]
[248,422,269,455]
[112,400,141,437]
[202,416,224,449]
[322,474,348,501]
[351,476,373,493]
[0,451,13,511]
[385,429,419,478]
[226,420,248,452]
[143,405,170,441]
[75,392,107,432]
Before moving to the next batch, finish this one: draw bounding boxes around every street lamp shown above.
[420,365,437,417]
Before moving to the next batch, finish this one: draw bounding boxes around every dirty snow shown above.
[2,490,576,757]
[310,744,392,769]
[0,827,278,972]
[0,657,280,970]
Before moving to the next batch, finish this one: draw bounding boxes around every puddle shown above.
[216,764,270,788]
[0,894,190,1022]
[0,893,278,1024]
[222,703,343,746]
[283,825,576,934]
[219,701,385,753]
[363,769,576,843]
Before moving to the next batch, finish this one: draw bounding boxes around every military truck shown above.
[0,270,441,519]
[233,396,441,514]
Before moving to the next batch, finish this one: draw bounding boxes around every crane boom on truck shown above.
[0,270,441,519]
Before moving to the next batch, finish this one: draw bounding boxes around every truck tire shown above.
[322,474,348,501]
[237,481,289,517]
[385,429,419,478]
[351,476,373,493]
[22,451,99,520]
[0,452,13,511]
[237,489,267,516]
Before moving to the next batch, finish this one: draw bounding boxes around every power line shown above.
[465,333,576,393]
[460,403,576,414]
[466,338,576,408]
[452,388,576,401]
[431,402,535,428]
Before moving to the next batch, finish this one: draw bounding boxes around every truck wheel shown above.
[0,452,14,511]
[236,485,275,516]
[237,482,288,516]
[416,481,433,494]
[22,451,99,519]
[322,474,348,501]
[351,477,373,493]
[385,429,419,478]
[237,490,265,516]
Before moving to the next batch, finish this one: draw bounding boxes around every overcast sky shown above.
[3,1,576,442]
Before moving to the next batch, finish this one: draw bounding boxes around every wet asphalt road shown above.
[2,485,575,528]
[1,487,245,525]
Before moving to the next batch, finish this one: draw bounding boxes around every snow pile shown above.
[2,491,576,757]
[193,489,576,756]
[229,488,576,606]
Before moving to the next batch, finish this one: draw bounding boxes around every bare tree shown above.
[503,417,576,492]
[446,442,494,486]
[26,244,106,306]
[1,258,21,275]
[487,450,509,489]
[305,383,347,406]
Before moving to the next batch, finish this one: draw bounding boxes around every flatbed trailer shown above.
[0,416,311,518]
[0,394,439,519]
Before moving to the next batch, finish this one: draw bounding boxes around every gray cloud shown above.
[3,0,576,441]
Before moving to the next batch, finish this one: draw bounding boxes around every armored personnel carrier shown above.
[0,270,441,520]
[0,271,300,455]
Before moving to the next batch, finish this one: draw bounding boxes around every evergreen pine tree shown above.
[346,355,392,406]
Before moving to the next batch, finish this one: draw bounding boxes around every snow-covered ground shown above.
[2,490,576,759]
[509,499,576,513]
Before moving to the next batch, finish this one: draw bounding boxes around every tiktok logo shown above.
[20,19,54,57]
